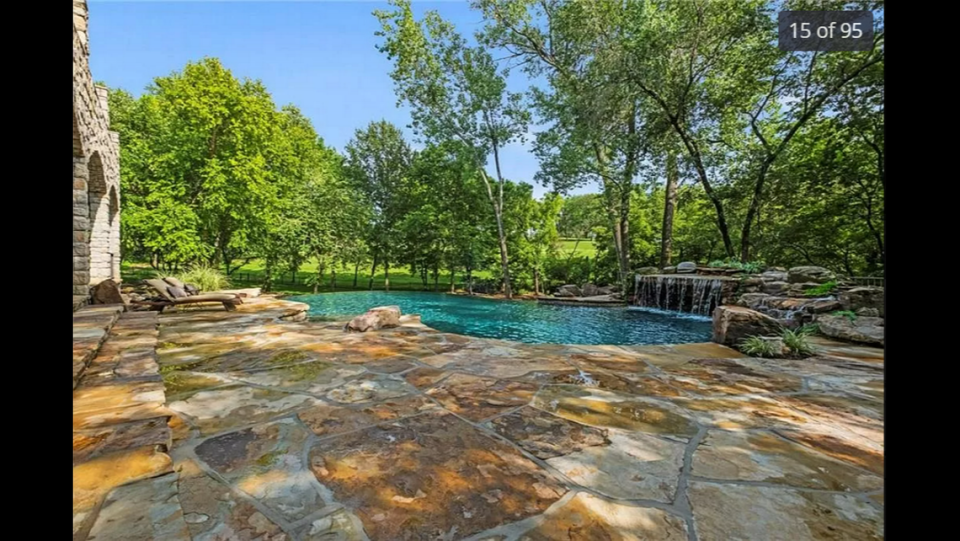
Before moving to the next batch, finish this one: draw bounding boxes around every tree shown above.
[107,58,304,274]
[524,193,563,294]
[375,0,531,298]
[476,0,648,292]
[343,120,414,291]
[734,0,884,261]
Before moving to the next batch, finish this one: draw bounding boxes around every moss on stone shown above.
[255,450,284,468]
[268,350,310,365]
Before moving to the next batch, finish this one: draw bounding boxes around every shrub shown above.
[796,323,819,336]
[782,329,815,357]
[166,264,231,293]
[831,310,858,322]
[739,335,780,358]
[804,281,838,297]
[708,258,765,274]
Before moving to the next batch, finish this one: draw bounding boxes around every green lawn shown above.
[121,238,596,295]
[122,260,491,295]
[558,238,597,258]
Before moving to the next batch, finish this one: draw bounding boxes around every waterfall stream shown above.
[634,275,725,316]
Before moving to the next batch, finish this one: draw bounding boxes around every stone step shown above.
[72,304,124,389]
[73,310,186,541]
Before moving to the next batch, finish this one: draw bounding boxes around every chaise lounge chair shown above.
[143,279,242,312]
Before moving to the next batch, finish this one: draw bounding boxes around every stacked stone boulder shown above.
[553,283,618,299]
[728,264,884,346]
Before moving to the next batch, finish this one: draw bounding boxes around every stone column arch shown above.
[87,152,113,284]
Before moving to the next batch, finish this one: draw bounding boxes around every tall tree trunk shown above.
[449,269,456,293]
[661,149,679,268]
[313,256,323,294]
[264,257,274,293]
[353,259,360,288]
[592,143,630,293]
[618,108,638,288]
[740,160,771,262]
[618,183,631,288]
[384,260,390,292]
[330,269,336,290]
[368,254,379,290]
[480,168,512,298]
[533,268,540,296]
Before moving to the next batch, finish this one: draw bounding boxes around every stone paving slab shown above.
[73,310,181,540]
[86,472,191,541]
[308,410,567,540]
[687,482,883,540]
[73,304,124,388]
[175,457,290,540]
[467,491,689,540]
[137,296,885,540]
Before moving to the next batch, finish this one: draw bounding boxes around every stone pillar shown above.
[109,131,121,282]
[73,0,88,50]
[94,85,110,125]
[73,156,91,296]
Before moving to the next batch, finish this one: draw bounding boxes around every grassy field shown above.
[122,261,490,295]
[558,238,598,258]
[121,238,597,295]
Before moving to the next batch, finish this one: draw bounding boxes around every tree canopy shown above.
[110,1,884,297]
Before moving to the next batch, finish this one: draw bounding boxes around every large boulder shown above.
[636,267,659,275]
[787,266,836,284]
[662,266,677,274]
[761,270,788,283]
[737,293,771,310]
[345,305,401,332]
[804,298,842,314]
[555,284,582,298]
[840,287,884,317]
[595,285,613,296]
[91,279,125,306]
[816,314,884,346]
[762,281,789,295]
[712,305,783,346]
[676,261,697,274]
[581,283,600,297]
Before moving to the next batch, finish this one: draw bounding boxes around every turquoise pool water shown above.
[289,291,712,346]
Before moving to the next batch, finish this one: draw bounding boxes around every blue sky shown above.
[88,0,595,198]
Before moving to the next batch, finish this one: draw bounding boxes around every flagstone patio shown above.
[74,295,883,540]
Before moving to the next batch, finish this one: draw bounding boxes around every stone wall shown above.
[73,0,121,309]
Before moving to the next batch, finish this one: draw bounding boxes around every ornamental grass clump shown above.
[164,264,231,293]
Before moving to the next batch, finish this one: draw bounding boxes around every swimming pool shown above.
[289,291,712,346]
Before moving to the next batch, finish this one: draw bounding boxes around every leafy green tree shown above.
[524,193,563,294]
[108,58,297,273]
[343,120,414,291]
[476,0,649,292]
[375,0,531,298]
[735,0,885,261]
